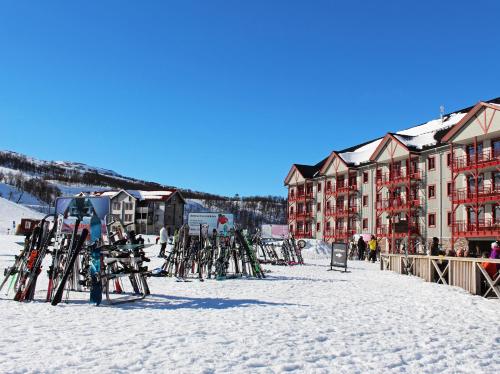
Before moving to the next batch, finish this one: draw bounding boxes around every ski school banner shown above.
[261,224,289,239]
[55,196,110,235]
[187,213,234,236]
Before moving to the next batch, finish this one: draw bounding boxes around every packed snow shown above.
[0,197,44,234]
[339,138,383,165]
[0,234,498,373]
[396,112,467,137]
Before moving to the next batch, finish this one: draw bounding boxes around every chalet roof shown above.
[93,189,185,203]
[288,96,500,179]
[295,157,328,179]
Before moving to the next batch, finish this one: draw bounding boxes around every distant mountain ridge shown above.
[0,150,286,229]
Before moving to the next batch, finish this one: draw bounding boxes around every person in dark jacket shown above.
[357,236,366,260]
[430,237,444,256]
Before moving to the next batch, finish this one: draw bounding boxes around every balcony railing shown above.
[293,230,312,239]
[336,182,358,194]
[376,197,421,212]
[376,168,422,187]
[323,228,355,240]
[452,148,500,172]
[452,184,500,204]
[325,183,358,196]
[454,219,500,237]
[295,211,314,220]
[288,192,314,202]
[324,206,358,217]
[376,224,420,238]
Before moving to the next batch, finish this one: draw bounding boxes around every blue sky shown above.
[1,1,499,197]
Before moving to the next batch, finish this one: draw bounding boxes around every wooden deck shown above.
[380,254,500,299]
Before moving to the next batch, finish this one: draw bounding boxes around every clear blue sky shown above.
[1,1,499,197]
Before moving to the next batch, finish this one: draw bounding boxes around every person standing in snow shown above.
[368,235,377,263]
[357,236,366,261]
[158,225,169,257]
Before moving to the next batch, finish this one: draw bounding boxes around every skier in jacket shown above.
[158,225,169,257]
[357,236,366,261]
[368,235,377,263]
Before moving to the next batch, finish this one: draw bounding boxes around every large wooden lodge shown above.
[285,98,500,254]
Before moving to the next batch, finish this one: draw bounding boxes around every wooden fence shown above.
[380,254,500,299]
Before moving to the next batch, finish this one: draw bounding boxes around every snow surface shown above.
[0,197,45,233]
[339,138,383,165]
[0,182,45,206]
[0,235,498,373]
[396,113,466,137]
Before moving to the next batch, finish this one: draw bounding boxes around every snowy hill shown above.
[0,196,44,234]
[0,150,287,228]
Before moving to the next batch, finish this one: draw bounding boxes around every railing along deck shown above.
[380,254,500,299]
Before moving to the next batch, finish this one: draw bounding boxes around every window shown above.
[317,203,321,212]
[326,181,332,191]
[289,225,294,232]
[316,222,321,231]
[447,212,452,226]
[363,195,368,207]
[363,172,368,183]
[326,201,331,210]
[428,185,436,199]
[317,182,322,192]
[362,218,368,230]
[112,202,121,210]
[124,214,133,222]
[428,213,436,227]
[447,182,452,197]
[446,153,451,167]
[428,156,435,170]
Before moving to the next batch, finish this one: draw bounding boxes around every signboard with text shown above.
[330,242,348,272]
[187,212,234,236]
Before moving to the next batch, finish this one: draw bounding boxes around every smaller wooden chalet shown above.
[92,189,185,235]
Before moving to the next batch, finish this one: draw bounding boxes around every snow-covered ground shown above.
[0,197,45,234]
[0,234,498,373]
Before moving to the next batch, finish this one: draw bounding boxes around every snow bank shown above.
[298,239,332,260]
[0,197,45,233]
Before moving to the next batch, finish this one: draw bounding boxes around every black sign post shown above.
[329,242,348,272]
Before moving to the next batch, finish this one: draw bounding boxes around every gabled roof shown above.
[93,189,137,200]
[284,158,327,185]
[441,101,500,142]
[287,96,500,180]
[319,151,349,174]
[369,133,410,161]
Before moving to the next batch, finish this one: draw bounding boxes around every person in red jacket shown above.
[482,241,499,279]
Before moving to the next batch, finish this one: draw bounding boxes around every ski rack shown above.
[101,245,151,305]
[159,224,266,281]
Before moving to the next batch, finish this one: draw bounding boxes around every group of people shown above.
[430,237,500,259]
[352,235,378,263]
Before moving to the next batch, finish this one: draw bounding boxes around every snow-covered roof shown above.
[93,189,178,201]
[392,112,468,150]
[128,190,174,201]
[338,138,383,166]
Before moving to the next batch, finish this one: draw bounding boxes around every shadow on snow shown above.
[105,293,301,310]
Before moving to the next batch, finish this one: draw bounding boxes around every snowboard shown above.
[89,214,102,305]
